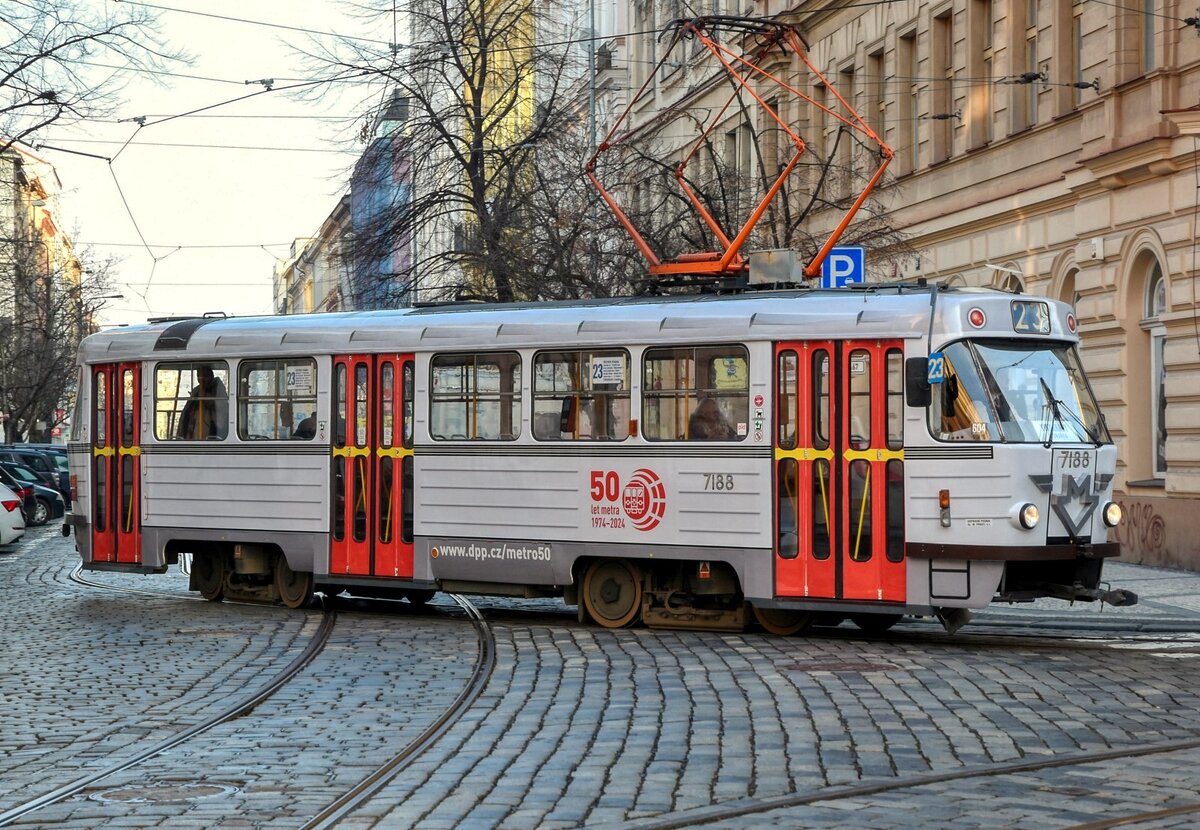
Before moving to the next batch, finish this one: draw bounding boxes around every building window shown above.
[643,345,748,441]
[430,353,522,440]
[154,362,230,440]
[933,9,954,162]
[867,48,885,138]
[1141,0,1155,74]
[898,30,919,173]
[1144,264,1168,475]
[237,358,318,440]
[533,350,631,440]
[970,0,994,147]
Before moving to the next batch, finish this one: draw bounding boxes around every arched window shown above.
[1059,268,1079,309]
[1144,263,1168,476]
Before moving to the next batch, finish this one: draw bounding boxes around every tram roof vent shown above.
[154,316,222,351]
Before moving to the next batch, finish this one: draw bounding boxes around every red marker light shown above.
[1066,313,1077,333]
[968,308,986,328]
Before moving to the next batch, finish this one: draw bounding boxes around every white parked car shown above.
[0,482,26,547]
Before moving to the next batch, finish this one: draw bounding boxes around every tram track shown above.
[299,593,497,830]
[586,732,1200,830]
[0,569,337,828]
[46,565,497,829]
[0,614,336,827]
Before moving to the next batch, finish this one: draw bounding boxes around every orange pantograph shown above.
[585,17,894,281]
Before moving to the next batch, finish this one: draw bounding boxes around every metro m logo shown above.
[1030,472,1104,538]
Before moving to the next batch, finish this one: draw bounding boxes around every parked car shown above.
[0,446,69,507]
[0,482,26,547]
[0,463,64,526]
[0,466,37,524]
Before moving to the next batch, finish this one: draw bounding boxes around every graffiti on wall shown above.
[1113,499,1167,559]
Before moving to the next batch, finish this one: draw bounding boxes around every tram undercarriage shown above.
[997,557,1138,607]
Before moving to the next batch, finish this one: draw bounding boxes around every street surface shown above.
[4,525,1200,828]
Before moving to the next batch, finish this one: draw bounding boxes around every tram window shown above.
[811,458,831,560]
[886,459,905,562]
[154,362,229,441]
[236,359,317,441]
[430,352,522,440]
[380,363,395,448]
[929,342,1000,442]
[355,363,369,447]
[334,363,347,447]
[812,350,830,450]
[848,349,871,449]
[848,458,873,561]
[71,368,85,443]
[886,350,904,450]
[94,370,107,449]
[402,363,414,449]
[777,351,798,450]
[121,369,135,448]
[533,350,630,441]
[643,345,748,441]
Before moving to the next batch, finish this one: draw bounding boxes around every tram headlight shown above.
[1103,501,1123,528]
[1017,503,1040,530]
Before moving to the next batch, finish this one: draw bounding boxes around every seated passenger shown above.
[178,365,228,439]
[293,412,316,439]
[688,397,736,440]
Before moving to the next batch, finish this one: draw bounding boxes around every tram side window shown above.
[643,345,749,441]
[929,342,999,442]
[430,352,522,440]
[154,362,230,440]
[533,350,631,440]
[237,359,318,440]
[70,368,86,443]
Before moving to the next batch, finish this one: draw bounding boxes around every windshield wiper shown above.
[1040,378,1101,447]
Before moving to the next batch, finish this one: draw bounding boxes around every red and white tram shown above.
[66,285,1134,634]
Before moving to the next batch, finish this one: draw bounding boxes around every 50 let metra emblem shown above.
[589,468,667,532]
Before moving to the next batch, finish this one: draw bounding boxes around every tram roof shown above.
[77,285,1066,362]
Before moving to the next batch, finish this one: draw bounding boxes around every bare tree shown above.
[0,230,117,442]
[309,0,643,304]
[1,0,177,154]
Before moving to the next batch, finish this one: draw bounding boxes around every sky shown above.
[40,1,388,328]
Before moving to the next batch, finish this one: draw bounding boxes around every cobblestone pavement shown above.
[4,527,1200,829]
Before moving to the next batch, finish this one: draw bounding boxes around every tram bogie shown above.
[66,285,1135,634]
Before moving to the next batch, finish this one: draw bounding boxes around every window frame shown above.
[429,351,523,441]
[153,361,231,441]
[642,343,750,442]
[532,348,632,441]
[235,357,319,441]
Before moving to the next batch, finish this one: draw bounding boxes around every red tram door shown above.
[330,354,415,578]
[773,341,905,603]
[91,363,142,564]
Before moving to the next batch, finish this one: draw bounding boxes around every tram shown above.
[64,284,1135,634]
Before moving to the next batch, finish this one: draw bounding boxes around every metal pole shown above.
[588,0,597,152]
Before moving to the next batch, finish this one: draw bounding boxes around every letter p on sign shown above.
[820,246,866,288]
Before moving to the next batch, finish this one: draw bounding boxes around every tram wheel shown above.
[275,555,314,609]
[752,606,814,636]
[581,559,643,629]
[850,613,903,633]
[192,554,225,602]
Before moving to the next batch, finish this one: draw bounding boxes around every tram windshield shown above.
[930,340,1110,444]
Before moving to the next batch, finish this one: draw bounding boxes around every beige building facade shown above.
[616,0,1200,567]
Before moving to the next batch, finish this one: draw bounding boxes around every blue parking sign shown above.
[820,246,866,288]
